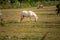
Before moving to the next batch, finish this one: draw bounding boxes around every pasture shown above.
[0,6,60,40]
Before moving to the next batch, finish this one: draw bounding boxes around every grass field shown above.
[0,6,60,40]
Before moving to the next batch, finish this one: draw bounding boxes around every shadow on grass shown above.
[0,22,5,26]
[44,21,60,24]
[0,19,5,26]
[0,32,48,40]
[0,35,43,40]
[39,13,60,16]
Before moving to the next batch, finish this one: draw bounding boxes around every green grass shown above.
[0,6,60,40]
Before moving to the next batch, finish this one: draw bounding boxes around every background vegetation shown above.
[0,0,60,9]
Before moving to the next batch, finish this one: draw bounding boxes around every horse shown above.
[56,3,60,14]
[37,4,44,9]
[20,10,38,22]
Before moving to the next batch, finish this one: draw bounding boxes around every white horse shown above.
[20,10,38,22]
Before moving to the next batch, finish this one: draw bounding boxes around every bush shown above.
[0,1,60,9]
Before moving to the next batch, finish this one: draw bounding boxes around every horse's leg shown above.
[20,15,24,22]
[34,17,37,22]
[29,16,32,22]
[35,19,37,22]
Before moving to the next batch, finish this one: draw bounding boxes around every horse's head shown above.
[33,13,38,22]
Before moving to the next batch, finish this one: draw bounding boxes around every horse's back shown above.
[21,10,28,16]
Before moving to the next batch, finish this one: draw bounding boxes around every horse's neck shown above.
[33,13,37,17]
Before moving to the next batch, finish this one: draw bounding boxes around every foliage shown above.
[0,0,60,9]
